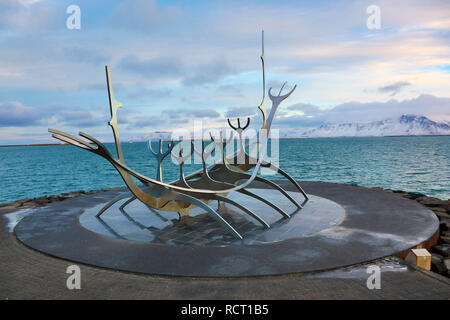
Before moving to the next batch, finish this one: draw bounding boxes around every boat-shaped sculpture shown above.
[49,33,308,239]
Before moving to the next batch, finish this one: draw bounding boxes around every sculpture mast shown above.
[105,66,125,164]
[258,30,267,126]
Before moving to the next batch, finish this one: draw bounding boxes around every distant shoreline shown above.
[1,134,449,147]
[299,134,450,139]
[0,143,68,147]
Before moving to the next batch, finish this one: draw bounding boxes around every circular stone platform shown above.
[14,181,439,277]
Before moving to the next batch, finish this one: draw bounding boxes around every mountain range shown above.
[126,115,450,141]
[300,115,450,138]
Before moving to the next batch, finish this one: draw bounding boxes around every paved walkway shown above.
[1,209,449,299]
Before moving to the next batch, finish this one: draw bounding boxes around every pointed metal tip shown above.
[261,30,265,56]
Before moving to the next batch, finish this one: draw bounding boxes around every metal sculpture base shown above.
[14,181,439,277]
[80,191,344,246]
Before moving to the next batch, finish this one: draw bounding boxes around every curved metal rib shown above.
[175,193,243,240]
[238,188,290,219]
[212,194,270,229]
[255,177,303,208]
[118,138,175,213]
[261,162,309,202]
[213,166,303,209]
[209,131,303,209]
[175,142,270,229]
[208,132,294,218]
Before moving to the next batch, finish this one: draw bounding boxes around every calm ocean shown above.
[0,136,448,204]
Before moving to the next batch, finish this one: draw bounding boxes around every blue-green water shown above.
[0,136,448,204]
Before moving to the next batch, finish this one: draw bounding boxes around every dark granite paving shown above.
[1,181,449,299]
[1,222,449,299]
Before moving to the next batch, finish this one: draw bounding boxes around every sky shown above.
[0,0,449,144]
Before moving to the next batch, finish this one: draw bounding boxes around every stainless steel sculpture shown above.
[49,32,308,239]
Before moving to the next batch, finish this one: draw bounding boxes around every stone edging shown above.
[368,186,449,278]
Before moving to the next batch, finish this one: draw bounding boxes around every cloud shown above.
[128,107,221,130]
[288,103,322,114]
[217,84,243,97]
[188,109,221,118]
[131,115,166,128]
[78,82,126,93]
[0,102,108,128]
[55,109,111,128]
[378,81,411,96]
[24,103,117,129]
[162,108,221,119]
[0,101,40,126]
[182,60,235,86]
[62,47,111,66]
[119,54,184,79]
[119,55,238,86]
[126,87,172,100]
[225,106,258,118]
[111,0,181,32]
[0,0,59,33]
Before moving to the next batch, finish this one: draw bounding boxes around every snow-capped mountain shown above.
[126,115,449,141]
[302,115,450,138]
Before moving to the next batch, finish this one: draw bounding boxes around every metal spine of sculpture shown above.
[49,32,308,239]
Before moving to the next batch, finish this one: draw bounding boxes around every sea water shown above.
[0,136,448,204]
